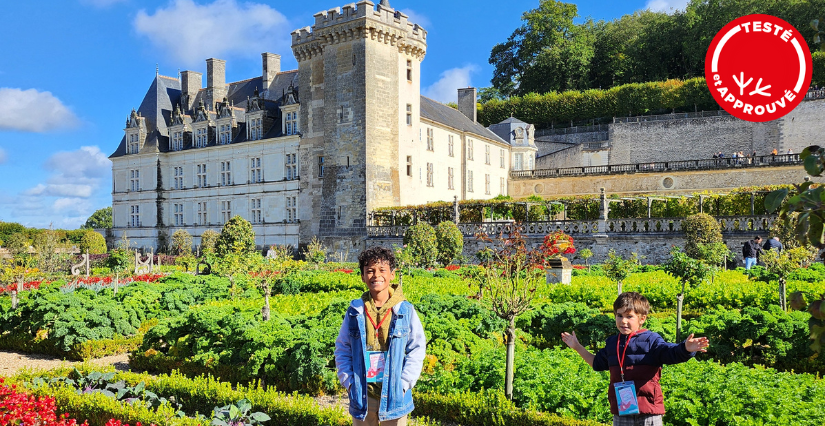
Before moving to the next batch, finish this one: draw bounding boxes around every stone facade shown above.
[537,98,825,169]
[510,164,823,198]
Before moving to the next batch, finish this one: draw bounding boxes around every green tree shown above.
[681,213,723,261]
[478,227,544,400]
[200,230,220,255]
[82,207,113,229]
[79,231,107,254]
[664,247,713,341]
[602,250,639,295]
[215,216,256,256]
[402,223,438,268]
[5,232,29,257]
[302,236,326,268]
[762,246,817,311]
[489,0,582,96]
[32,228,66,273]
[170,229,193,256]
[434,221,464,267]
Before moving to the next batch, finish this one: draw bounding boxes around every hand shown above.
[685,333,710,353]
[561,331,582,350]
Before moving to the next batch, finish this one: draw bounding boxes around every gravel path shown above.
[0,351,130,377]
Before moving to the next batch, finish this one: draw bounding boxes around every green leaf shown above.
[229,404,241,420]
[804,154,821,176]
[764,189,788,213]
[250,412,271,422]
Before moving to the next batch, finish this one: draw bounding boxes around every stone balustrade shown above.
[366,214,777,238]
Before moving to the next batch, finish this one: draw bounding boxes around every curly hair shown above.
[613,292,650,316]
[358,246,397,273]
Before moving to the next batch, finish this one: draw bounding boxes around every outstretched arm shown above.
[561,332,595,368]
[684,333,709,353]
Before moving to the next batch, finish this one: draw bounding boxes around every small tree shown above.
[478,227,544,400]
[302,236,326,268]
[402,223,438,268]
[200,230,220,255]
[216,216,256,256]
[213,242,260,300]
[762,246,817,311]
[603,250,639,295]
[32,228,66,273]
[79,231,107,254]
[664,247,714,341]
[170,229,193,256]
[578,248,593,271]
[682,213,723,261]
[5,232,28,257]
[434,221,464,267]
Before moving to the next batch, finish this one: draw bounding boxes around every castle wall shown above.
[536,145,582,169]
[509,164,822,198]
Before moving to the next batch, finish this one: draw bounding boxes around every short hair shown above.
[613,292,650,317]
[358,246,397,273]
[754,235,762,241]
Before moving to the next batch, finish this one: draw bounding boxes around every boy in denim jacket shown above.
[334,246,427,426]
[561,292,709,426]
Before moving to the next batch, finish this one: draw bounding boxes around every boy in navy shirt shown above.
[561,292,709,426]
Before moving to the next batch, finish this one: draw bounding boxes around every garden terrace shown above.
[512,153,800,180]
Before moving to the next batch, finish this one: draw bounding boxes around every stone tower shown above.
[291,0,427,252]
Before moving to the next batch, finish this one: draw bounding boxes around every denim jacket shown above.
[334,298,427,421]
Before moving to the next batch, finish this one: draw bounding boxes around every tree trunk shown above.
[505,317,515,401]
[617,280,623,295]
[779,278,787,311]
[114,273,119,295]
[11,291,18,310]
[676,281,686,342]
[262,287,271,321]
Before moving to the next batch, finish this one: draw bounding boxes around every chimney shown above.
[180,70,202,112]
[206,58,227,111]
[457,87,477,123]
[262,53,281,99]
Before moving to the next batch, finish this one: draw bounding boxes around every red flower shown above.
[445,265,460,271]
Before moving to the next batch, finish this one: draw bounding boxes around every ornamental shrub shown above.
[681,213,723,260]
[170,230,192,256]
[403,223,438,268]
[199,230,219,254]
[5,232,29,256]
[79,231,107,255]
[434,221,463,267]
[216,216,256,256]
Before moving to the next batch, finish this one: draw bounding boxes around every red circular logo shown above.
[705,14,812,122]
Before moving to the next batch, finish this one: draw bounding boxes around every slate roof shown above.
[420,96,508,144]
[110,71,299,158]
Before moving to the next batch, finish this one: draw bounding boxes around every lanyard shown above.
[365,309,392,338]
[616,330,644,382]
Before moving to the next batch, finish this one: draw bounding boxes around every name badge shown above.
[614,381,640,416]
[366,351,386,383]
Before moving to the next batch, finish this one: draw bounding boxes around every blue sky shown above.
[0,0,686,229]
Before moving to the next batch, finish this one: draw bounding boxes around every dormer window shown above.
[195,127,208,148]
[248,118,263,140]
[219,124,232,144]
[285,112,298,135]
[128,133,140,154]
[171,131,183,151]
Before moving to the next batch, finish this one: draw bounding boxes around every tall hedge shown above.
[403,223,438,268]
[79,231,107,254]
[681,213,723,260]
[215,216,255,256]
[478,77,718,128]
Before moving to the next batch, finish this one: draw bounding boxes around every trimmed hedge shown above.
[478,78,716,128]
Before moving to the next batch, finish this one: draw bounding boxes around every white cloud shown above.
[0,148,6,164]
[400,8,430,29]
[7,146,112,228]
[0,88,79,132]
[134,0,290,66]
[645,0,689,13]
[79,0,126,7]
[423,65,478,104]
